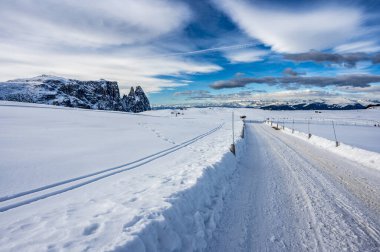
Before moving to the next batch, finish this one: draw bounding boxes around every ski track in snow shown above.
[208,123,380,252]
[0,124,223,212]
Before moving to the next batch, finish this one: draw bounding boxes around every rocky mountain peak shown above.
[0,75,151,113]
[121,85,151,113]
[128,87,135,97]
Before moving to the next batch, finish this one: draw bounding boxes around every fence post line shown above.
[241,121,245,138]
[332,120,339,147]
[232,111,234,144]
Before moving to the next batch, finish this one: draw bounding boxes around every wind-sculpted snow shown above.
[0,75,151,112]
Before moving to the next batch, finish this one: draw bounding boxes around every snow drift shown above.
[113,139,246,252]
[265,122,380,171]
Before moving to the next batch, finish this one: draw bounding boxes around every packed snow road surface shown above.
[208,123,380,252]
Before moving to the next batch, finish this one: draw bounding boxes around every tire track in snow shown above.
[263,125,380,244]
[276,136,380,245]
[0,123,224,212]
[258,125,326,251]
[258,124,380,249]
[209,124,317,251]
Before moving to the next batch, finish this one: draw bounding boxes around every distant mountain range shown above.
[259,102,378,110]
[153,100,380,110]
[1,75,378,111]
[0,75,151,113]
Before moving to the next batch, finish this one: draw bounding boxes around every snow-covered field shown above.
[0,101,245,251]
[0,101,379,251]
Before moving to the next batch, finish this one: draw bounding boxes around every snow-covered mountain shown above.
[257,97,379,110]
[153,98,379,110]
[260,102,366,110]
[0,75,151,112]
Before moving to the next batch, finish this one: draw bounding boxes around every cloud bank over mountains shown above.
[284,51,380,67]
[211,74,380,90]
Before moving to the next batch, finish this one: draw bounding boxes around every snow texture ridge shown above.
[0,75,151,112]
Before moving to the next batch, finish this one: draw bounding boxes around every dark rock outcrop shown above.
[121,86,151,113]
[0,75,151,112]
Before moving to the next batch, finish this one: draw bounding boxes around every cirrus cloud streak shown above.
[210,74,380,90]
[214,0,365,53]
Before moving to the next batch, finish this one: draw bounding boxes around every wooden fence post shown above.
[332,120,339,147]
[292,119,294,134]
[230,111,236,155]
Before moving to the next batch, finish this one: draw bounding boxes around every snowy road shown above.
[208,123,380,251]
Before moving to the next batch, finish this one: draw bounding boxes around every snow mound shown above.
[112,139,246,251]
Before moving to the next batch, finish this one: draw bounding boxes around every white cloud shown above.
[0,0,225,93]
[250,90,333,100]
[0,42,221,93]
[334,41,380,53]
[223,49,267,63]
[0,0,192,48]
[337,85,380,93]
[215,0,364,53]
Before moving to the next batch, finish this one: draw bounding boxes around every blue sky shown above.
[0,0,380,105]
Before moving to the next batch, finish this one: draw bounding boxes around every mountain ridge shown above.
[0,75,151,113]
[152,100,380,110]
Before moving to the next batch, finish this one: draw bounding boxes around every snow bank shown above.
[0,104,247,251]
[110,138,246,252]
[266,123,380,171]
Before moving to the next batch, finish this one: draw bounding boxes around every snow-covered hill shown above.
[0,102,379,251]
[0,75,151,112]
